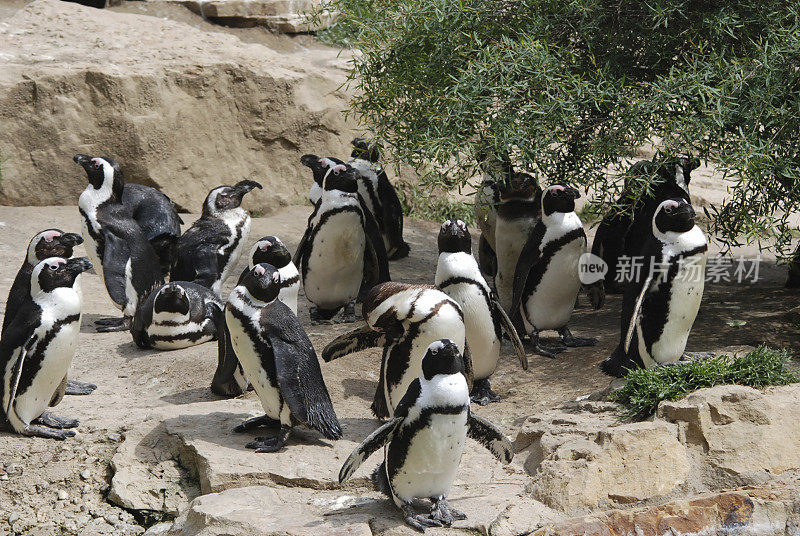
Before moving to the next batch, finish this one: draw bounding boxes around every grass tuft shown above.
[396,181,475,225]
[609,346,798,421]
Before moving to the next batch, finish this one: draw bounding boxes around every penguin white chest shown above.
[277,263,300,315]
[10,314,80,426]
[524,236,585,331]
[305,209,365,308]
[215,212,250,294]
[495,216,536,310]
[147,311,213,350]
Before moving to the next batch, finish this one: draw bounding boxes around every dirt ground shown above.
[0,201,799,535]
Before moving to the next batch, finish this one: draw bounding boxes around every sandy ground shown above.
[0,202,798,535]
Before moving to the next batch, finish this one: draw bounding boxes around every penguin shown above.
[339,339,513,533]
[238,236,299,315]
[294,162,390,322]
[225,263,342,452]
[170,180,263,295]
[121,183,183,277]
[348,138,411,260]
[302,154,345,206]
[435,219,527,405]
[473,149,514,278]
[600,198,708,377]
[322,282,471,420]
[74,154,164,332]
[511,184,597,358]
[591,157,699,294]
[130,280,249,397]
[2,230,96,397]
[1,257,93,439]
[494,172,542,312]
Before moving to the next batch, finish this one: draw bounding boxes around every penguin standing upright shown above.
[294,162,390,322]
[238,236,299,315]
[435,220,527,405]
[322,282,471,419]
[225,263,342,452]
[494,172,542,312]
[170,180,262,295]
[1,257,93,439]
[591,157,699,294]
[511,184,597,358]
[74,155,164,332]
[348,138,410,260]
[3,230,96,396]
[600,199,707,377]
[121,183,183,277]
[339,340,513,533]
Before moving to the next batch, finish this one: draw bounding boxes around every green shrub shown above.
[396,181,475,225]
[610,346,798,421]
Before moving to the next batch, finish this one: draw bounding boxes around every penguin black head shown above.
[153,283,191,316]
[653,198,696,235]
[541,184,581,216]
[350,138,382,163]
[301,154,346,187]
[322,164,359,194]
[203,180,263,217]
[438,219,472,254]
[27,229,84,266]
[250,236,291,269]
[498,172,539,202]
[421,339,465,380]
[32,257,92,294]
[240,263,282,303]
[658,157,701,193]
[73,154,124,201]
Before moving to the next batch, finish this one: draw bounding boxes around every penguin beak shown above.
[232,180,262,198]
[66,257,93,274]
[301,154,322,169]
[675,202,696,220]
[62,233,84,247]
[565,186,581,200]
[73,154,91,166]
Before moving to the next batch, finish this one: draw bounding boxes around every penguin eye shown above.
[665,206,673,214]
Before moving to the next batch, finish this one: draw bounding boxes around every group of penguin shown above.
[0,139,709,532]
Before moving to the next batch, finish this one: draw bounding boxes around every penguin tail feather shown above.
[599,346,626,378]
[371,462,391,497]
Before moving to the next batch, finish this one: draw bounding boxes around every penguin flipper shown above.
[510,223,546,319]
[102,232,132,309]
[322,324,386,362]
[376,172,409,259]
[6,334,37,418]
[292,226,312,270]
[209,302,246,397]
[358,195,391,283]
[462,343,475,392]
[493,298,528,370]
[268,303,342,440]
[467,411,514,464]
[339,417,402,483]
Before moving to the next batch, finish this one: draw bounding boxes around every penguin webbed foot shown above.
[233,414,281,433]
[558,327,597,348]
[65,379,97,396]
[470,378,501,406]
[402,504,442,533]
[532,333,566,359]
[429,498,466,526]
[33,412,79,429]
[95,316,132,333]
[336,302,360,324]
[245,425,290,453]
[310,306,339,325]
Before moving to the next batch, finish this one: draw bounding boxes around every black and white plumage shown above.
[591,157,699,295]
[339,340,513,533]
[74,154,164,332]
[294,160,390,322]
[3,230,97,397]
[121,183,183,277]
[511,184,597,358]
[322,282,470,420]
[348,138,410,260]
[600,199,708,377]
[494,172,542,312]
[1,257,92,439]
[473,150,515,278]
[435,220,526,405]
[303,154,345,206]
[170,180,262,295]
[238,236,299,315]
[226,263,342,452]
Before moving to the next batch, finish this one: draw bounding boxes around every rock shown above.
[81,469,91,480]
[0,0,356,211]
[517,401,690,513]
[143,522,173,536]
[165,486,374,536]
[57,490,69,501]
[657,384,800,487]
[162,0,337,33]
